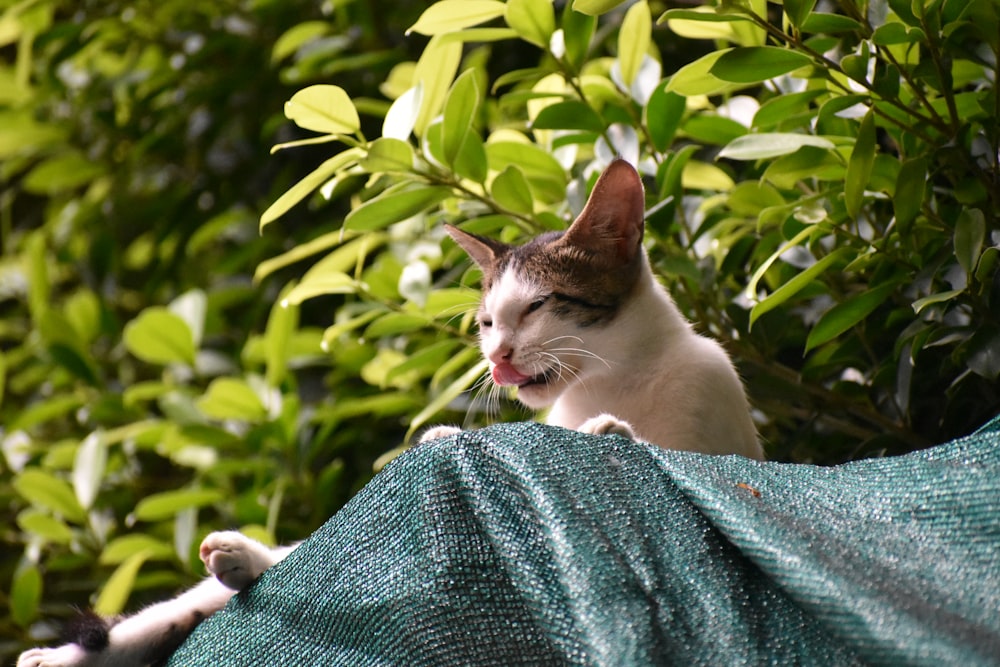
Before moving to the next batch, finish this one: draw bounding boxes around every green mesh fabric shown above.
[168,420,1000,666]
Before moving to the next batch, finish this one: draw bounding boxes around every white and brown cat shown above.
[17,158,761,667]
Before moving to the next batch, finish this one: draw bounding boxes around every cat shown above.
[425,158,762,460]
[17,158,762,667]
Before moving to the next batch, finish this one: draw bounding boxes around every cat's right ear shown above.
[444,223,506,271]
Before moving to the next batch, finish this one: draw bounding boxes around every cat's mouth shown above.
[491,362,553,388]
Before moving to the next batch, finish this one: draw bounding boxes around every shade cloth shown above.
[167,419,1000,666]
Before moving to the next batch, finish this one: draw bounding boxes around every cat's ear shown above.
[561,159,645,265]
[444,223,507,271]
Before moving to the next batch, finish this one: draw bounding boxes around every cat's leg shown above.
[578,413,637,440]
[17,532,293,667]
[419,425,462,443]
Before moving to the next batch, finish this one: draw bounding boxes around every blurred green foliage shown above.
[2,0,998,660]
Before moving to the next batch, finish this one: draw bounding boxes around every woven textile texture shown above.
[167,420,1000,666]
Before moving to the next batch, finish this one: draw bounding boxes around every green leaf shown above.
[344,185,453,232]
[893,157,926,230]
[645,85,685,152]
[750,247,854,326]
[10,565,41,627]
[719,132,835,160]
[484,141,566,202]
[72,432,106,510]
[22,151,105,195]
[912,289,963,315]
[665,49,738,96]
[94,551,150,616]
[123,307,197,366]
[710,47,813,83]
[259,148,362,230]
[954,208,986,276]
[783,0,817,28]
[197,378,267,421]
[284,85,360,135]
[407,0,506,35]
[133,488,224,522]
[490,165,535,215]
[618,1,651,86]
[263,291,299,389]
[413,36,463,136]
[562,5,596,69]
[682,115,747,146]
[406,359,490,440]
[844,109,876,218]
[800,13,863,33]
[13,469,86,523]
[17,510,74,544]
[532,100,605,132]
[572,0,628,16]
[762,146,844,189]
[805,282,897,352]
[360,137,414,173]
[505,0,556,48]
[284,271,358,306]
[442,69,481,166]
[100,535,175,565]
[453,129,489,184]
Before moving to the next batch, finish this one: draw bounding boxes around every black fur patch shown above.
[64,610,111,651]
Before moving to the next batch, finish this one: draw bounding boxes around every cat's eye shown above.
[479,317,493,328]
[527,297,548,314]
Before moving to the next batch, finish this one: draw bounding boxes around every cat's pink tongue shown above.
[492,362,533,387]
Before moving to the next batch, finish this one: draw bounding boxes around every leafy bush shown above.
[2,0,997,659]
[264,0,999,464]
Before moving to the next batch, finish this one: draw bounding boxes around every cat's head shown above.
[446,158,646,408]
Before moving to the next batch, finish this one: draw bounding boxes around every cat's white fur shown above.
[18,158,761,667]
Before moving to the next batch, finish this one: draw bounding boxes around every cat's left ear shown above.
[444,223,507,272]
[561,159,645,265]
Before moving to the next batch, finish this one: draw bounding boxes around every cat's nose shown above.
[489,346,513,364]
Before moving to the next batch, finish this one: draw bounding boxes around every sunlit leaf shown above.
[284,85,360,134]
[407,0,506,35]
[490,165,535,214]
[133,489,224,522]
[618,1,651,86]
[283,272,358,306]
[123,307,196,366]
[750,248,854,326]
[383,85,423,140]
[360,137,414,173]
[100,535,175,565]
[505,0,556,48]
[344,185,453,231]
[260,148,363,230]
[572,0,628,16]
[17,510,73,544]
[710,47,813,83]
[94,552,150,616]
[406,359,489,440]
[13,469,86,523]
[414,36,463,136]
[197,377,267,421]
[665,49,737,96]
[72,432,106,510]
[442,69,481,166]
[719,133,835,160]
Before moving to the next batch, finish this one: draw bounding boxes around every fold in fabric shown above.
[168,420,1000,666]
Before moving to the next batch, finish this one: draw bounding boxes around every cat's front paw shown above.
[17,644,89,667]
[419,425,462,443]
[199,531,275,591]
[579,414,636,441]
